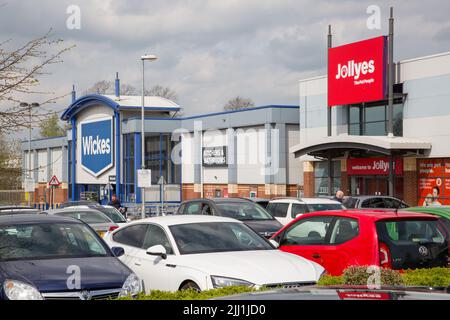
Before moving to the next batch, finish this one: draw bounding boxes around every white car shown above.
[266,198,345,225]
[103,215,325,292]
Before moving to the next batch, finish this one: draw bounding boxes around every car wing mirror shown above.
[146,245,167,259]
[111,246,125,257]
[269,239,280,248]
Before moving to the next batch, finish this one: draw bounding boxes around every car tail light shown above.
[379,242,392,268]
[109,226,119,232]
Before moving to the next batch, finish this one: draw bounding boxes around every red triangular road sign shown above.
[48,175,61,186]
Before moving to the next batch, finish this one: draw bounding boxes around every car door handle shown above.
[134,262,142,266]
[312,253,321,259]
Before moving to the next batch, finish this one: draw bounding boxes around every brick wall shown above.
[303,161,315,197]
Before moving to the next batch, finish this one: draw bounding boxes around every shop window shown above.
[348,104,403,136]
[314,161,341,197]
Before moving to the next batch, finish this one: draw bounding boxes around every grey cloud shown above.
[1,0,450,121]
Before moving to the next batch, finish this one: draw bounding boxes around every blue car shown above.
[0,214,140,300]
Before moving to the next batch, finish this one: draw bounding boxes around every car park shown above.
[103,215,325,293]
[343,196,409,209]
[45,207,119,238]
[0,214,140,300]
[176,198,283,238]
[271,210,449,276]
[266,198,345,225]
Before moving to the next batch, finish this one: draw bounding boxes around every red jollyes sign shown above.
[328,36,387,106]
[347,158,403,175]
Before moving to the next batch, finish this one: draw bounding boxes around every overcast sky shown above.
[2,0,450,138]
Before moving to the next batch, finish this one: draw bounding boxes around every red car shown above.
[270,210,449,276]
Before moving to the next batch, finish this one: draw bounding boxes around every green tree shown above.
[39,113,66,138]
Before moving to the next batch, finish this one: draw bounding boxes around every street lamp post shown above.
[140,54,157,219]
[20,102,40,207]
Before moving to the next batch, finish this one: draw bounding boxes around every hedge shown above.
[119,286,264,300]
[120,267,449,300]
[317,266,450,288]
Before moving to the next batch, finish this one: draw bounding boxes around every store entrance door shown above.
[351,176,389,196]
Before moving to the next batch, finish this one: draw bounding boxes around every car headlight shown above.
[119,273,141,298]
[211,276,254,289]
[3,280,43,300]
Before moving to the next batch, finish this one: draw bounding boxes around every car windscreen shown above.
[169,222,274,254]
[0,222,110,261]
[55,211,111,224]
[376,219,446,245]
[215,202,274,221]
[307,203,344,212]
[97,207,126,223]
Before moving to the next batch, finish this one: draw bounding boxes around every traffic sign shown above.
[48,175,61,187]
[137,169,152,188]
[24,178,35,192]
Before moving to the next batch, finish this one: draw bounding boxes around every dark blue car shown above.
[0,214,140,300]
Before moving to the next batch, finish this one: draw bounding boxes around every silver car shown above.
[44,207,118,238]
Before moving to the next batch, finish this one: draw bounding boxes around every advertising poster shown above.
[418,158,450,206]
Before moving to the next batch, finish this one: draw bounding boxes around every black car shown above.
[343,196,409,209]
[176,198,283,238]
[246,197,270,209]
[0,214,140,300]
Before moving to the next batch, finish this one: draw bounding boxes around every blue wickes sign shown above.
[80,117,114,177]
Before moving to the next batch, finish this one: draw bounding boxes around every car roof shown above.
[292,209,439,221]
[183,197,253,204]
[269,198,342,204]
[345,195,402,200]
[405,206,450,219]
[0,214,82,225]
[45,207,106,214]
[127,215,242,227]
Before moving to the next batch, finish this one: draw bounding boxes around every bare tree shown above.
[145,85,178,102]
[0,134,22,189]
[84,81,138,95]
[0,30,74,132]
[224,96,255,111]
[84,80,112,94]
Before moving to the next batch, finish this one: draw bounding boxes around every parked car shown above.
[0,214,140,300]
[176,198,283,238]
[246,198,270,209]
[404,206,450,244]
[405,206,450,226]
[103,215,324,292]
[58,200,99,208]
[45,207,119,238]
[216,286,450,300]
[343,196,409,209]
[271,210,448,276]
[0,206,39,215]
[266,198,345,225]
[61,204,128,225]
